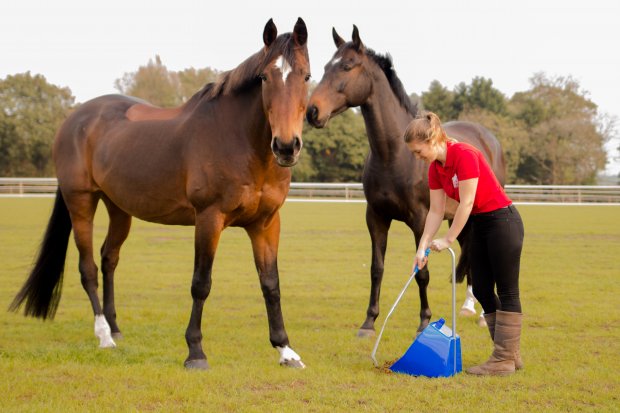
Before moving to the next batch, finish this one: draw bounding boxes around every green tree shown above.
[115,55,180,107]
[509,73,609,184]
[421,80,456,120]
[177,67,219,102]
[454,77,507,117]
[0,119,21,175]
[0,72,74,176]
[295,110,367,182]
[115,56,219,106]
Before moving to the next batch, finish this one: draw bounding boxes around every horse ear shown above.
[332,27,345,48]
[351,24,364,51]
[293,17,308,47]
[263,18,278,47]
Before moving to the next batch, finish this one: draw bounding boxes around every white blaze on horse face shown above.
[328,56,342,68]
[94,314,116,348]
[276,345,305,367]
[276,56,292,82]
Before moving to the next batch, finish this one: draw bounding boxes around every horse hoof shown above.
[357,328,376,338]
[280,359,306,369]
[460,308,476,317]
[98,338,116,349]
[184,358,210,370]
[111,332,124,340]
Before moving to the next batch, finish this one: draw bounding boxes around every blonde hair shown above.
[403,111,456,145]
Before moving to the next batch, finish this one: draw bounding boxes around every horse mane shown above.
[365,48,419,117]
[190,33,302,102]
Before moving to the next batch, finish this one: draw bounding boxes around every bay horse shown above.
[306,26,506,336]
[10,18,311,370]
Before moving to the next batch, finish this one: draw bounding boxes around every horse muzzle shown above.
[271,136,302,167]
[306,104,328,129]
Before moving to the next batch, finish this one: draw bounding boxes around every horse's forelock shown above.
[201,33,305,101]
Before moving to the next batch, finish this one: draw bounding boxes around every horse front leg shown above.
[246,213,304,368]
[184,209,223,370]
[358,207,391,337]
[411,218,432,334]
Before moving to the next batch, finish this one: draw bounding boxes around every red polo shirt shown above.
[428,141,511,214]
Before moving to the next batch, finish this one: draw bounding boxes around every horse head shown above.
[261,18,310,166]
[306,25,373,128]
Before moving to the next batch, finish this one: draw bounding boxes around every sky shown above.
[2,0,619,175]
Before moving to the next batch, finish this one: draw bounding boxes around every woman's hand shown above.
[430,237,452,252]
[414,247,429,270]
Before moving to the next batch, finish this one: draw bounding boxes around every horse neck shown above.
[198,86,273,162]
[360,76,414,163]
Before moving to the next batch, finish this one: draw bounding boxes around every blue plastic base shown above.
[390,318,462,378]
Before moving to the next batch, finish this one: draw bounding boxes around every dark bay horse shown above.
[306,26,506,336]
[10,18,311,369]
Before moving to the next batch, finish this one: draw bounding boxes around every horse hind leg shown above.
[100,197,132,339]
[68,193,116,348]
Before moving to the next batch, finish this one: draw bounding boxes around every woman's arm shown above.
[430,177,478,251]
[415,188,446,269]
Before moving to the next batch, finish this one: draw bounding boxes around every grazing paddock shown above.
[0,199,618,412]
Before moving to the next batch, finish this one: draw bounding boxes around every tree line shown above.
[1,56,617,184]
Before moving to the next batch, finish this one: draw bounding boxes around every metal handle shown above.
[370,247,457,369]
[447,247,457,374]
[370,248,430,367]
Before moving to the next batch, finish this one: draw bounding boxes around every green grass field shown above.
[0,199,618,412]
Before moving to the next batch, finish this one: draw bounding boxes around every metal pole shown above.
[370,248,430,367]
[447,247,457,374]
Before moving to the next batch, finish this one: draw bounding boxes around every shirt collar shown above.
[444,141,456,168]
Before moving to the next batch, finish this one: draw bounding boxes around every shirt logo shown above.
[452,174,459,188]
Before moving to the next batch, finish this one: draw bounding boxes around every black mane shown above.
[365,48,418,116]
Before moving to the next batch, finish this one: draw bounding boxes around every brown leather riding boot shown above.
[466,311,522,376]
[483,312,523,370]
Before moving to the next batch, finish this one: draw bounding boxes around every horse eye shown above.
[343,64,352,72]
[305,74,311,82]
[259,73,267,81]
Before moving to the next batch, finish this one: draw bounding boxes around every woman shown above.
[404,112,524,376]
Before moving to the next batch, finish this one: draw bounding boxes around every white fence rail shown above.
[1,178,620,204]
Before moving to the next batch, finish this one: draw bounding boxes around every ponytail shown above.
[404,111,455,145]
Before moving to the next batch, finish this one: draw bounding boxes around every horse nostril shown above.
[271,137,280,153]
[294,136,302,152]
[306,105,318,124]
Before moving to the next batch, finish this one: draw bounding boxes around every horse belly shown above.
[105,185,195,225]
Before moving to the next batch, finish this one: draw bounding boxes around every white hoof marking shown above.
[276,346,305,368]
[460,285,477,315]
[94,315,116,348]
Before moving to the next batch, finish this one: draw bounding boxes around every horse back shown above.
[443,121,506,186]
[53,94,198,223]
[54,95,139,186]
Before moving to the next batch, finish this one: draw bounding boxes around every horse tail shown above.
[9,190,72,319]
